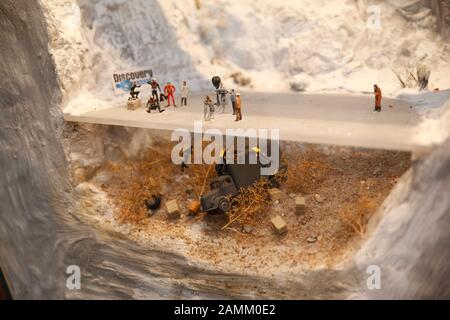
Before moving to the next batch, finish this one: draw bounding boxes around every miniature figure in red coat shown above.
[373,84,382,112]
[164,82,177,107]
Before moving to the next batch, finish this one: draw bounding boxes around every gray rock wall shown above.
[429,0,450,39]
[0,0,70,298]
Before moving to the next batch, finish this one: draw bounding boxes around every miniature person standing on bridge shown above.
[164,82,177,107]
[180,81,189,107]
[148,78,161,102]
[203,95,214,121]
[230,89,237,115]
[374,84,382,112]
[235,92,242,121]
[181,145,192,172]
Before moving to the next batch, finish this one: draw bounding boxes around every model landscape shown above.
[0,0,449,299]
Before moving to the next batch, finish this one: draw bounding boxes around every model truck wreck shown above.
[200,146,285,214]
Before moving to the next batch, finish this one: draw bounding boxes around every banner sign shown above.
[112,68,153,94]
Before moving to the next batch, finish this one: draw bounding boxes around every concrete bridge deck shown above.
[64,92,424,151]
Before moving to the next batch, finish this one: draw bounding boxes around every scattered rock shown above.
[314,194,325,203]
[230,71,252,86]
[289,74,310,92]
[73,166,97,184]
[243,225,253,234]
[268,188,283,201]
[166,199,180,219]
[270,215,287,235]
[373,167,382,177]
[307,235,318,243]
[289,193,296,198]
[295,196,306,216]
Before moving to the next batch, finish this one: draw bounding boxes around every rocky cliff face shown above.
[0,0,70,298]
[429,0,450,39]
[356,138,450,299]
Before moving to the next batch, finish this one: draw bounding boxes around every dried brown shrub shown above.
[103,141,216,224]
[103,142,179,224]
[284,146,332,194]
[338,193,379,238]
[223,179,271,229]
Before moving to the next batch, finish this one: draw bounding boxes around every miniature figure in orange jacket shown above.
[374,84,382,112]
[164,82,177,107]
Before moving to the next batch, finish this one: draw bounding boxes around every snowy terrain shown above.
[399,88,450,145]
[40,0,450,145]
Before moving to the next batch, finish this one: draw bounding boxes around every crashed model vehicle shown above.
[200,147,286,213]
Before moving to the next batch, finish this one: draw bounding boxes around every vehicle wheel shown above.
[218,198,230,213]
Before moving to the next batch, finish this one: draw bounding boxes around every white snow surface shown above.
[400,89,450,146]
[41,0,450,142]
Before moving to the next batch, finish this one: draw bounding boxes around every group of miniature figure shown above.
[129,79,189,114]
[203,76,243,122]
[129,76,383,119]
[128,75,244,121]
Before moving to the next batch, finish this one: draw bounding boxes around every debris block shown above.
[243,225,253,234]
[268,188,283,201]
[314,194,325,203]
[166,199,180,218]
[295,196,306,216]
[270,215,287,235]
[127,98,141,110]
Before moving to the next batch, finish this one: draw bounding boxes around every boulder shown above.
[127,98,141,110]
[270,215,287,235]
[268,188,283,201]
[166,199,180,219]
[295,196,306,216]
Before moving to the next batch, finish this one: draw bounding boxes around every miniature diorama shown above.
[1,0,450,305]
